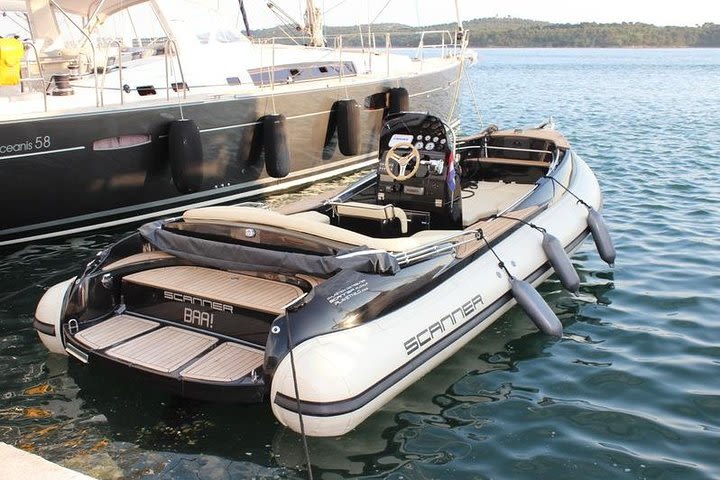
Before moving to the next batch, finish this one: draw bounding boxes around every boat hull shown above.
[270,154,601,437]
[0,65,460,246]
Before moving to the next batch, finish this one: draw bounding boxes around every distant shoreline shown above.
[255,17,720,48]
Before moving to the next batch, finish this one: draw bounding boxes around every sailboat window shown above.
[249,62,357,85]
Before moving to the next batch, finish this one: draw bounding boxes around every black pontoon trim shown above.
[33,318,55,336]
[273,228,590,417]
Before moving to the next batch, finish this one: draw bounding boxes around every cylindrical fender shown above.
[387,87,409,115]
[263,114,291,178]
[587,207,616,266]
[510,278,563,337]
[168,119,204,193]
[335,99,361,156]
[542,232,580,292]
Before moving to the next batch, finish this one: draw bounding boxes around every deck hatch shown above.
[180,342,264,382]
[123,266,303,314]
[105,326,217,373]
[74,314,158,350]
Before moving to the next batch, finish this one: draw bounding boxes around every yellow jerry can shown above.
[0,37,24,86]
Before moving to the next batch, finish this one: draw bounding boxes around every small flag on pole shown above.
[447,152,457,197]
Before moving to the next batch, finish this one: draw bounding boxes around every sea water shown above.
[1,48,719,479]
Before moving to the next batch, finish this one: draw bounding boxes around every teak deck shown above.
[76,316,264,381]
[124,266,304,315]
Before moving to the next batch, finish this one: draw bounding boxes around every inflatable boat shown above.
[34,112,615,437]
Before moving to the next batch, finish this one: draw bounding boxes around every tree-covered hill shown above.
[252,17,720,48]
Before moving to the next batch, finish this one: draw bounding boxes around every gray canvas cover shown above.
[139,220,399,276]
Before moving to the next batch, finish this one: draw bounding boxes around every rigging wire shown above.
[369,0,392,25]
[463,61,484,127]
[2,12,30,35]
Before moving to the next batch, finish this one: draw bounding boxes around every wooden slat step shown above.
[106,326,217,373]
[74,314,158,350]
[180,343,264,382]
[123,266,303,315]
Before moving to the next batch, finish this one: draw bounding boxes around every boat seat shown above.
[331,202,408,233]
[461,181,535,226]
[183,206,460,253]
[289,210,330,224]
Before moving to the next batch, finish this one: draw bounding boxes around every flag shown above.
[446,152,457,194]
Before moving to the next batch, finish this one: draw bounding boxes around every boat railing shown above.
[48,0,99,107]
[163,39,189,101]
[414,30,461,67]
[456,143,560,166]
[251,27,462,80]
[100,40,124,106]
[19,41,47,112]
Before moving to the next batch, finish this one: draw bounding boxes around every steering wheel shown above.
[384,142,421,181]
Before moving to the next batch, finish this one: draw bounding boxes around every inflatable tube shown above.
[335,99,361,156]
[263,114,291,178]
[169,119,204,193]
[387,87,409,115]
[34,277,75,355]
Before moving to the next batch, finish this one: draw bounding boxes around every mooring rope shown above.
[284,308,314,480]
[493,214,547,234]
[544,175,589,208]
[475,228,513,279]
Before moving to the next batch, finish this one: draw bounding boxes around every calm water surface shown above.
[1,48,719,479]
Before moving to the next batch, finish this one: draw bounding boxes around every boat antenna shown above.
[238,0,251,37]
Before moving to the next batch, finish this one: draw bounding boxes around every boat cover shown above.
[138,220,400,276]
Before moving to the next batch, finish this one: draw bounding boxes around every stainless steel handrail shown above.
[49,0,99,107]
[392,230,479,266]
[455,144,555,155]
[252,28,462,76]
[100,39,123,106]
[20,41,47,112]
[164,39,188,100]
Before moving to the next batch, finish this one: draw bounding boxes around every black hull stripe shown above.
[33,318,55,336]
[274,229,591,417]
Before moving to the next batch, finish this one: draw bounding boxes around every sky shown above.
[1,0,717,37]
[242,0,719,28]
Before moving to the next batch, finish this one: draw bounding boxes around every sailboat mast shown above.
[304,0,324,47]
[454,0,465,41]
